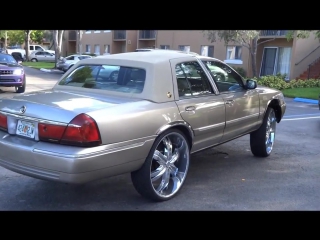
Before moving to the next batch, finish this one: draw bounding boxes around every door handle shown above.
[185,106,196,111]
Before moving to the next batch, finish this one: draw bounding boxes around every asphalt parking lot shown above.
[0,89,319,210]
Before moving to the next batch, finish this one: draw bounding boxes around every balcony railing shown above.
[113,30,126,40]
[68,30,77,41]
[260,30,288,37]
[139,30,157,39]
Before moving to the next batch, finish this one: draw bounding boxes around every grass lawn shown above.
[21,62,55,69]
[282,87,320,100]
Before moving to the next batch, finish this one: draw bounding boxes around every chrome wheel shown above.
[265,109,276,154]
[150,132,189,198]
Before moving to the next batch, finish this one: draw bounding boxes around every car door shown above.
[169,59,226,153]
[42,52,53,62]
[35,52,44,61]
[204,60,260,142]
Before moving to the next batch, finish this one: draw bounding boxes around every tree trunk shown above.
[77,30,83,55]
[4,31,7,49]
[250,36,258,77]
[53,30,58,68]
[25,30,32,61]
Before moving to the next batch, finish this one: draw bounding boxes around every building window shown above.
[200,46,214,57]
[85,30,91,34]
[178,45,190,53]
[224,46,243,65]
[104,30,111,32]
[160,45,170,50]
[104,44,110,54]
[94,30,101,33]
[94,44,100,55]
[226,46,242,60]
[85,44,91,53]
[260,47,292,80]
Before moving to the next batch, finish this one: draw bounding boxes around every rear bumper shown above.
[0,131,154,184]
[56,64,69,71]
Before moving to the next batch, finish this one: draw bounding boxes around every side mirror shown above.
[246,79,257,89]
[59,56,63,60]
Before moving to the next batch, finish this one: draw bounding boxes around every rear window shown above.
[58,64,146,94]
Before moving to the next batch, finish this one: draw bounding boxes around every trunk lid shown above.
[0,89,140,123]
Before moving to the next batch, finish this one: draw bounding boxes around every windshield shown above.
[0,54,17,64]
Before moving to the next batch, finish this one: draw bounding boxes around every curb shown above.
[294,97,318,104]
[40,68,63,73]
[40,68,52,72]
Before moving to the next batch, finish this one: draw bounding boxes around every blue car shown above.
[0,53,26,93]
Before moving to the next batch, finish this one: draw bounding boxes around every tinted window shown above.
[35,52,43,55]
[66,56,75,60]
[202,60,243,93]
[59,64,146,94]
[78,56,91,60]
[35,46,43,50]
[175,61,213,98]
[30,46,34,50]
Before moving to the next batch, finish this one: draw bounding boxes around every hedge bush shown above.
[234,67,247,78]
[251,75,320,90]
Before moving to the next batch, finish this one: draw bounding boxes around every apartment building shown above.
[62,30,320,79]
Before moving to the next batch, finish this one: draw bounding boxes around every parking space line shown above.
[282,116,320,121]
[284,113,320,118]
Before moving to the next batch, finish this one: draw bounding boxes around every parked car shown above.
[0,51,286,202]
[135,48,200,55]
[57,54,92,72]
[11,52,25,62]
[6,46,26,59]
[0,53,26,93]
[29,51,55,62]
[29,45,55,55]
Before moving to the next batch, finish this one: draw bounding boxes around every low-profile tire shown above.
[15,79,26,93]
[131,129,190,202]
[250,107,277,157]
[31,58,37,62]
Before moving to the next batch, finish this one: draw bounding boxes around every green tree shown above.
[203,30,277,77]
[286,30,320,41]
[0,30,8,48]
[7,30,25,46]
[30,30,45,44]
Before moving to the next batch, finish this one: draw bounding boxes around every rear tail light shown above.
[38,123,66,143]
[0,113,8,131]
[38,113,101,147]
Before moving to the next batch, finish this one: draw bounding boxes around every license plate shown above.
[16,120,36,139]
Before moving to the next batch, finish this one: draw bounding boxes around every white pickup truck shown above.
[6,45,55,59]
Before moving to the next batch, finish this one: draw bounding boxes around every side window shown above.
[66,56,74,60]
[30,46,34,50]
[203,60,244,93]
[175,61,214,98]
[35,46,42,51]
[35,52,43,56]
